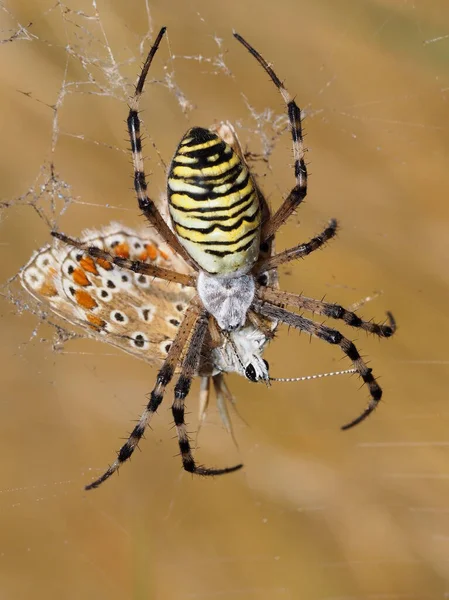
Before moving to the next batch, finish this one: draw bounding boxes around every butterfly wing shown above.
[20,223,195,366]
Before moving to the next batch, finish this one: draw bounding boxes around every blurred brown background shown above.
[1,0,449,598]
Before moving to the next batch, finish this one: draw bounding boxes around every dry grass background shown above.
[1,0,449,598]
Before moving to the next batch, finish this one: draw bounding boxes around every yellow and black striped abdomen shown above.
[167,127,261,275]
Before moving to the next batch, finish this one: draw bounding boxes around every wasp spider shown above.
[46,27,396,489]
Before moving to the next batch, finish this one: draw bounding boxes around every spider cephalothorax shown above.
[26,27,395,489]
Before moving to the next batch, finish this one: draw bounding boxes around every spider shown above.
[51,27,396,490]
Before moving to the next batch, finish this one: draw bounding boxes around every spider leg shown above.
[258,287,396,338]
[207,315,223,349]
[247,309,276,341]
[52,231,195,287]
[234,33,307,242]
[85,299,201,490]
[253,300,387,429]
[254,219,338,274]
[128,27,193,265]
[172,311,243,476]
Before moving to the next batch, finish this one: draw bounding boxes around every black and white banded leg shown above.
[51,231,196,287]
[254,219,338,275]
[259,287,396,338]
[128,26,193,265]
[234,32,308,242]
[253,299,388,429]
[172,311,243,475]
[85,301,201,490]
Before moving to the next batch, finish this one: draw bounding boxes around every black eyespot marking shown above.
[134,242,141,249]
[176,303,185,312]
[42,258,50,267]
[67,265,74,275]
[76,253,83,261]
[169,318,180,327]
[121,275,129,282]
[142,308,151,321]
[164,343,172,354]
[245,364,257,382]
[106,280,116,289]
[111,240,120,248]
[137,275,147,284]
[134,334,145,348]
[69,286,75,296]
[114,312,125,322]
[100,290,109,298]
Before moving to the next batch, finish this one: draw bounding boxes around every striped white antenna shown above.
[270,368,356,383]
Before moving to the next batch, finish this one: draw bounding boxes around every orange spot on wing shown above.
[38,269,58,297]
[72,268,91,286]
[87,314,107,330]
[39,281,58,297]
[113,243,130,259]
[138,250,148,261]
[96,258,113,271]
[146,243,158,261]
[159,249,170,261]
[75,290,98,310]
[80,256,99,275]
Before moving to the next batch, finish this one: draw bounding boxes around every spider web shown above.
[1,1,449,599]
[1,0,288,350]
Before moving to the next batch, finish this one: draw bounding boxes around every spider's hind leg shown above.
[253,299,391,429]
[258,287,396,338]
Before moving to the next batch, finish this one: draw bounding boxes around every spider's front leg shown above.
[253,299,389,429]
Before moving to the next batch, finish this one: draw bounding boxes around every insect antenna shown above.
[269,368,356,383]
